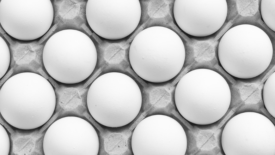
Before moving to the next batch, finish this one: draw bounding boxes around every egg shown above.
[219,25,273,79]
[0,73,56,130]
[43,30,97,84]
[132,115,187,155]
[129,26,185,83]
[86,0,141,40]
[222,112,275,155]
[175,69,231,125]
[0,125,9,155]
[43,117,99,155]
[0,0,53,40]
[87,72,142,127]
[0,37,10,79]
[263,72,275,117]
[174,0,227,37]
[261,0,275,31]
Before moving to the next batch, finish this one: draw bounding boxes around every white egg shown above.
[132,115,187,155]
[219,25,273,79]
[43,117,99,155]
[0,0,53,40]
[43,30,97,84]
[0,73,56,130]
[261,0,275,31]
[222,112,275,155]
[175,69,231,125]
[0,37,10,79]
[0,125,9,155]
[174,0,227,37]
[129,26,185,83]
[263,72,275,117]
[86,0,141,40]
[87,72,142,127]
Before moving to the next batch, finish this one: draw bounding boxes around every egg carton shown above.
[0,0,274,155]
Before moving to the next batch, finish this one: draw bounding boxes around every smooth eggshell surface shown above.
[222,112,275,155]
[0,0,53,40]
[0,73,56,130]
[43,117,99,155]
[175,69,231,125]
[218,24,273,79]
[87,72,142,127]
[86,0,141,40]
[0,37,10,79]
[0,125,9,155]
[129,26,185,83]
[132,115,187,155]
[174,0,227,37]
[264,72,275,118]
[261,0,275,31]
[43,30,97,84]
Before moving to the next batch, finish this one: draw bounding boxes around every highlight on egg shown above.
[132,115,187,155]
[0,37,10,79]
[87,72,142,128]
[218,24,273,79]
[129,26,185,83]
[175,69,231,125]
[263,72,275,118]
[222,112,275,155]
[0,0,54,40]
[174,0,228,37]
[43,29,97,84]
[86,0,141,40]
[0,72,56,130]
[43,117,99,155]
[261,0,275,31]
[0,124,9,155]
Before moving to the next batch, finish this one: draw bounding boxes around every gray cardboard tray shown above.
[0,0,275,155]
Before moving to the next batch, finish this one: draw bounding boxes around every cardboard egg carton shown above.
[0,0,275,155]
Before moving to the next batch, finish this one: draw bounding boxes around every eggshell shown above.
[129,26,185,83]
[86,0,141,40]
[222,112,275,155]
[0,125,9,155]
[0,0,53,40]
[0,73,56,130]
[263,72,275,117]
[174,0,227,37]
[175,69,231,125]
[0,37,10,79]
[87,72,142,127]
[132,115,187,155]
[261,0,275,31]
[43,117,99,155]
[218,25,273,79]
[43,30,97,84]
